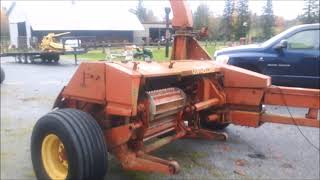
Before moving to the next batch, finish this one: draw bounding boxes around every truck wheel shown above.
[47,55,53,63]
[31,109,108,180]
[53,54,60,63]
[40,55,46,63]
[18,55,22,63]
[30,56,35,64]
[0,67,5,83]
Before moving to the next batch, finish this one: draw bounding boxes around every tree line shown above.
[136,0,319,42]
[194,0,319,42]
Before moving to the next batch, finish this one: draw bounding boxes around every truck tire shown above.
[40,54,47,63]
[53,54,60,63]
[31,108,108,180]
[0,67,5,83]
[47,54,53,63]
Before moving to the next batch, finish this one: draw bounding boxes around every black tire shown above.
[31,108,108,180]
[18,55,22,63]
[0,67,5,83]
[53,54,60,63]
[23,55,29,64]
[30,57,35,64]
[47,55,53,63]
[40,54,46,63]
[200,111,229,130]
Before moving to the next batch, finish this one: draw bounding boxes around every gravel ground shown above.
[1,57,319,180]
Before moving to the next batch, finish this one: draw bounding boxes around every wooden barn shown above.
[6,2,144,48]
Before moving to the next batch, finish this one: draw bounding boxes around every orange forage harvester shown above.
[31,0,319,179]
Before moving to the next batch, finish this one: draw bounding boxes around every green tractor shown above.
[133,47,153,60]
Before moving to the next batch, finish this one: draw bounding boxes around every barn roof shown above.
[8,3,144,31]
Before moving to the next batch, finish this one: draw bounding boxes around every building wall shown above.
[7,4,143,48]
[133,23,172,45]
[9,21,31,48]
[133,30,147,45]
[32,30,134,45]
[9,23,18,47]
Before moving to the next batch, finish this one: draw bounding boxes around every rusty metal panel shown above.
[171,37,211,60]
[187,38,211,60]
[104,124,133,148]
[105,63,141,116]
[225,88,264,106]
[112,60,220,78]
[219,64,271,88]
[170,0,193,28]
[62,62,106,103]
[227,111,260,127]
[171,36,188,60]
[261,113,320,128]
[264,86,320,109]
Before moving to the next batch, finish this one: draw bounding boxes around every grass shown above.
[73,49,106,60]
[151,47,171,62]
[62,41,227,62]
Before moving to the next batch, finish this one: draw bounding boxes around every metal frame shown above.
[52,0,320,175]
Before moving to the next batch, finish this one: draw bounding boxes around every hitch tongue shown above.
[207,114,219,122]
[194,98,219,111]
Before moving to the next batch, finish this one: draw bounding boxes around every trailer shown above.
[0,49,85,64]
[1,51,61,64]
[0,33,87,64]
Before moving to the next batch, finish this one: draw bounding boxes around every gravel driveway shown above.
[1,57,319,180]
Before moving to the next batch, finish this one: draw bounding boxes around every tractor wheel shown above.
[31,108,108,180]
[200,111,229,131]
[0,67,5,83]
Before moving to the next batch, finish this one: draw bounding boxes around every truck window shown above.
[314,30,320,50]
[287,30,319,50]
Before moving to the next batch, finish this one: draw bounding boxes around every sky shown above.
[1,0,305,20]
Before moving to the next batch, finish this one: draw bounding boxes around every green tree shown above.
[300,0,320,23]
[208,16,222,41]
[261,0,275,39]
[220,0,235,41]
[136,0,147,22]
[249,13,263,42]
[193,3,210,30]
[234,0,250,40]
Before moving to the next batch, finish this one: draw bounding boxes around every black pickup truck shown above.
[214,23,320,88]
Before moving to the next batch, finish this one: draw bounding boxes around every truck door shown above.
[271,29,320,88]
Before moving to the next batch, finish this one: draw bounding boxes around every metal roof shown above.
[9,4,144,31]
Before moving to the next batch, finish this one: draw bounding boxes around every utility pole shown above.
[165,7,171,58]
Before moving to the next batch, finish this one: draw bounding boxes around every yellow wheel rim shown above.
[41,134,68,180]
